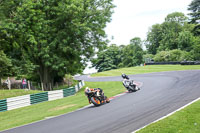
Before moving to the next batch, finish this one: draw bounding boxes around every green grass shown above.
[0,81,125,131]
[137,100,200,133]
[0,89,44,100]
[91,65,200,77]
[1,65,200,132]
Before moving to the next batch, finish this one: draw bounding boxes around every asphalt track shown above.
[1,70,200,133]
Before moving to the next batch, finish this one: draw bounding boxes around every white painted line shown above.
[1,87,131,132]
[2,81,143,132]
[132,96,200,133]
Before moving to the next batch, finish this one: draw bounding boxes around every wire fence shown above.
[0,79,77,91]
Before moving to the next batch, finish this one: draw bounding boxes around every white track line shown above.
[1,81,143,132]
[132,96,200,133]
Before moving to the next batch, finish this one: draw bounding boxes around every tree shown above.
[0,50,12,87]
[0,0,115,90]
[159,12,188,51]
[164,12,188,24]
[146,24,162,54]
[146,12,196,55]
[92,44,122,72]
[122,37,143,67]
[188,0,200,35]
[188,0,200,60]
[191,37,200,60]
[130,37,142,47]
[177,30,195,51]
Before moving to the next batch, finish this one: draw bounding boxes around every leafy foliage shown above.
[92,37,144,72]
[0,50,12,86]
[122,37,143,67]
[188,0,200,35]
[0,0,115,90]
[146,12,194,54]
[146,11,200,62]
[191,37,200,60]
[146,24,162,55]
[153,49,193,62]
[92,44,122,72]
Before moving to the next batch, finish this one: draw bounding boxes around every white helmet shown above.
[85,87,91,94]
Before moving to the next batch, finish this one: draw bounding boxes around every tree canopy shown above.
[92,44,122,72]
[0,0,115,90]
[146,12,198,57]
[188,0,200,35]
[0,50,12,86]
[92,37,144,72]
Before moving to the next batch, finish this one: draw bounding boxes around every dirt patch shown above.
[49,104,76,111]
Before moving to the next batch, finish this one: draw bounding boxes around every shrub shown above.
[154,49,192,62]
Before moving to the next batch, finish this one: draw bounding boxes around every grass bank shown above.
[1,65,200,132]
[137,99,200,133]
[0,81,124,131]
[91,65,200,77]
[0,89,44,100]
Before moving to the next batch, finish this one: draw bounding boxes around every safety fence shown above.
[0,80,85,112]
[145,61,200,65]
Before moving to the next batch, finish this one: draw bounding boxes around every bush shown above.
[154,51,170,62]
[154,49,192,62]
[143,54,155,63]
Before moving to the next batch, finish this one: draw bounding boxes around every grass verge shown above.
[1,65,200,132]
[0,89,44,100]
[91,65,200,77]
[0,81,124,131]
[137,99,200,133]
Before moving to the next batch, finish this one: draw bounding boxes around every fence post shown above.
[8,78,11,90]
[56,82,58,89]
[49,83,52,91]
[41,83,44,91]
[28,81,31,90]
[38,83,40,90]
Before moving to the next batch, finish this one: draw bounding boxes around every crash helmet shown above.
[122,73,129,79]
[85,87,91,94]
[121,73,126,78]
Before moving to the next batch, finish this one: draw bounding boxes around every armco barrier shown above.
[0,99,7,112]
[48,90,63,101]
[63,87,76,97]
[145,61,200,65]
[0,80,85,112]
[145,61,180,65]
[30,92,48,104]
[7,95,30,111]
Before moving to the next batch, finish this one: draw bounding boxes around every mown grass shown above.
[91,65,200,77]
[1,65,200,132]
[0,89,44,100]
[137,100,200,133]
[0,81,124,131]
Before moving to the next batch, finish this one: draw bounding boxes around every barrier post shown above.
[41,83,44,91]
[28,81,31,90]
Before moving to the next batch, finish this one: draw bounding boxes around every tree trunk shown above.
[0,77,2,89]
[38,65,53,91]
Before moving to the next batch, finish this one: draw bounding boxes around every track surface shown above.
[2,70,200,133]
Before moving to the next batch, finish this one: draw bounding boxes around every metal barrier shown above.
[0,80,85,112]
[0,99,7,112]
[145,61,200,65]
[63,87,76,97]
[30,92,48,104]
[48,90,63,101]
[7,95,30,111]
